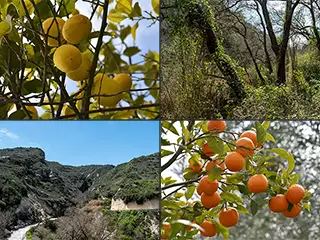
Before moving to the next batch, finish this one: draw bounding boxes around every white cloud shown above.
[0,128,19,140]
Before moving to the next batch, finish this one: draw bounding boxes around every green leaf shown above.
[303,202,310,211]
[185,185,196,200]
[57,0,75,17]
[129,2,142,17]
[208,167,222,181]
[151,0,159,15]
[8,109,27,120]
[236,205,249,214]
[216,222,229,240]
[34,0,53,20]
[269,148,295,173]
[123,46,141,57]
[289,173,300,185]
[207,137,224,154]
[261,121,270,130]
[120,26,131,41]
[162,121,179,135]
[115,0,132,15]
[181,121,190,143]
[161,149,174,158]
[174,192,184,198]
[255,122,266,144]
[131,22,138,41]
[108,9,127,22]
[265,133,275,143]
[250,199,258,216]
[23,79,43,94]
[220,192,243,204]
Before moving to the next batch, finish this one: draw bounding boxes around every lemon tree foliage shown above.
[161,121,312,240]
[0,0,159,119]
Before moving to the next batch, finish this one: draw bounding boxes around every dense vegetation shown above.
[161,0,320,119]
[27,209,159,240]
[0,147,159,237]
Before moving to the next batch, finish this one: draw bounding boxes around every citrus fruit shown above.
[236,137,255,157]
[198,175,218,195]
[240,130,259,146]
[202,143,215,157]
[196,183,204,196]
[207,120,226,134]
[161,222,170,239]
[53,44,82,72]
[114,73,132,91]
[225,152,245,172]
[219,207,239,227]
[206,160,225,172]
[248,174,268,193]
[62,14,92,44]
[92,73,122,107]
[200,220,216,237]
[72,9,80,16]
[66,53,92,81]
[201,192,220,209]
[285,184,305,204]
[42,17,65,47]
[283,204,302,218]
[269,194,289,212]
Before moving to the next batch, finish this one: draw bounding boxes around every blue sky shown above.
[0,121,159,166]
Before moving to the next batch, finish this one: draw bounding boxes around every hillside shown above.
[0,147,159,237]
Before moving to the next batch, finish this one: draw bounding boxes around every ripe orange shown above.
[196,183,204,196]
[200,220,216,237]
[207,120,226,134]
[202,143,215,157]
[240,130,258,146]
[161,223,170,239]
[201,192,220,209]
[269,194,289,212]
[224,152,245,172]
[199,175,218,195]
[218,207,239,227]
[188,159,203,173]
[283,204,302,218]
[206,160,225,172]
[247,174,268,193]
[236,137,255,157]
[285,184,305,204]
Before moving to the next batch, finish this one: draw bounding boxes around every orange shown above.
[200,220,216,237]
[161,223,170,239]
[201,192,220,209]
[207,120,226,134]
[199,175,218,195]
[218,207,239,227]
[285,184,305,204]
[196,183,204,196]
[224,152,245,172]
[269,194,289,212]
[202,143,215,157]
[283,204,302,218]
[240,130,259,147]
[236,137,255,157]
[206,160,225,172]
[248,174,268,193]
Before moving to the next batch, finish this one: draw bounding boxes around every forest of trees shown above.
[161,0,320,119]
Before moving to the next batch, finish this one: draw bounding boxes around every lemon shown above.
[72,9,79,16]
[62,104,75,117]
[42,17,65,47]
[114,73,132,91]
[92,73,122,107]
[62,14,92,44]
[53,44,82,72]
[66,53,92,81]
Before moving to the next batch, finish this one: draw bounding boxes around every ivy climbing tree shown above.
[0,0,159,119]
[161,120,311,239]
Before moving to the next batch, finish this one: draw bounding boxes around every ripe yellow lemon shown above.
[72,9,80,16]
[53,44,82,73]
[62,14,92,44]
[92,73,122,107]
[114,73,132,91]
[42,17,65,47]
[66,53,92,81]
